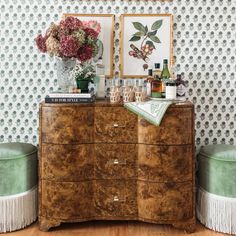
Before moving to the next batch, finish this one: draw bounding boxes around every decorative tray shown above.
[149,97,187,102]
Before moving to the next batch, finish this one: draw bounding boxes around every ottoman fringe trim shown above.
[197,187,236,235]
[0,186,37,233]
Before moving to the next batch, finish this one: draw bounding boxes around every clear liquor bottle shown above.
[160,59,171,98]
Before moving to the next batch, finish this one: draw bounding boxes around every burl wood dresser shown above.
[39,100,195,232]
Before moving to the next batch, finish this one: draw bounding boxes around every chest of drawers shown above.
[38,100,195,233]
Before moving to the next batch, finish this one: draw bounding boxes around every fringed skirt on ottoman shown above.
[197,144,236,235]
[0,143,38,233]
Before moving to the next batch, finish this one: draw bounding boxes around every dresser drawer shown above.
[95,144,137,179]
[138,180,193,221]
[138,145,192,182]
[138,107,193,145]
[41,144,94,181]
[41,180,94,220]
[94,180,137,217]
[95,107,137,143]
[41,106,94,144]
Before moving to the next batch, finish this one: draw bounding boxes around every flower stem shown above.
[141,35,148,49]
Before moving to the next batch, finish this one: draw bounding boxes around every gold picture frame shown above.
[63,14,115,78]
[120,14,173,78]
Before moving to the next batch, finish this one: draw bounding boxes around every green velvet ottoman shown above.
[197,144,236,235]
[0,143,38,233]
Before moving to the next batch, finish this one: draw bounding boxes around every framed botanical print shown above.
[120,14,173,78]
[63,14,115,78]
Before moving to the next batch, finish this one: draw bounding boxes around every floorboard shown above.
[4,221,226,236]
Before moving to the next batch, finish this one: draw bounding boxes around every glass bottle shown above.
[175,74,186,97]
[96,56,105,75]
[146,69,154,96]
[161,59,171,98]
[153,63,162,79]
[151,71,162,98]
[165,80,176,99]
[96,57,105,98]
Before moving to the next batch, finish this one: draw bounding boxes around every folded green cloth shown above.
[124,100,172,126]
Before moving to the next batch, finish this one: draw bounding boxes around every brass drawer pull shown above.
[112,123,126,128]
[113,196,126,202]
[108,159,127,165]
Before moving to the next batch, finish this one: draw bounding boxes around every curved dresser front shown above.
[38,100,195,233]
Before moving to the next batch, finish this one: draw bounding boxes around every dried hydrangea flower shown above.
[45,36,60,56]
[72,29,86,44]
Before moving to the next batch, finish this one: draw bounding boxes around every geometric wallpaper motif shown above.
[0,0,235,152]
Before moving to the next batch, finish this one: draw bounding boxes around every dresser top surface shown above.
[40,99,193,108]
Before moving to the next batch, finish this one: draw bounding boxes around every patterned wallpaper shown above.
[0,0,235,150]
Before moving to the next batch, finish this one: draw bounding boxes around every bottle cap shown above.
[154,63,160,69]
[177,74,181,79]
[163,59,168,64]
[148,69,153,76]
[166,81,176,86]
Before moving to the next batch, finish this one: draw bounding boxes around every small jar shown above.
[165,81,176,99]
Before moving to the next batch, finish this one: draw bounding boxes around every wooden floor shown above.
[5,221,226,236]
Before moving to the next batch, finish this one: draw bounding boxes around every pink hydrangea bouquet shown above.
[35,16,101,62]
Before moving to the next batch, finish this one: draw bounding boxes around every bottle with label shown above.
[160,59,171,98]
[175,74,186,97]
[145,69,154,97]
[151,66,162,98]
[153,63,162,79]
[165,81,176,99]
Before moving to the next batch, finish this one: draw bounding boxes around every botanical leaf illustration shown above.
[147,30,157,37]
[129,35,141,42]
[132,22,146,34]
[134,31,145,37]
[145,25,148,33]
[128,19,163,63]
[148,35,161,43]
[151,20,163,31]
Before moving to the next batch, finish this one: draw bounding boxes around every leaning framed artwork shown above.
[120,14,173,78]
[63,14,115,78]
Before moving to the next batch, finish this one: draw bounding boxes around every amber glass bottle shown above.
[151,64,162,98]
[153,63,162,79]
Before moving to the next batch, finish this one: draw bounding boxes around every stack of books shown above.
[45,90,95,103]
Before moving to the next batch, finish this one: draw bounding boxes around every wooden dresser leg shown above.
[172,218,196,234]
[39,216,62,231]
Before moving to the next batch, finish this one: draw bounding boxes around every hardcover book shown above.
[45,96,95,103]
[48,90,94,98]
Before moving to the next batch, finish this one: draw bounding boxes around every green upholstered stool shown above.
[197,144,236,235]
[0,143,38,233]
